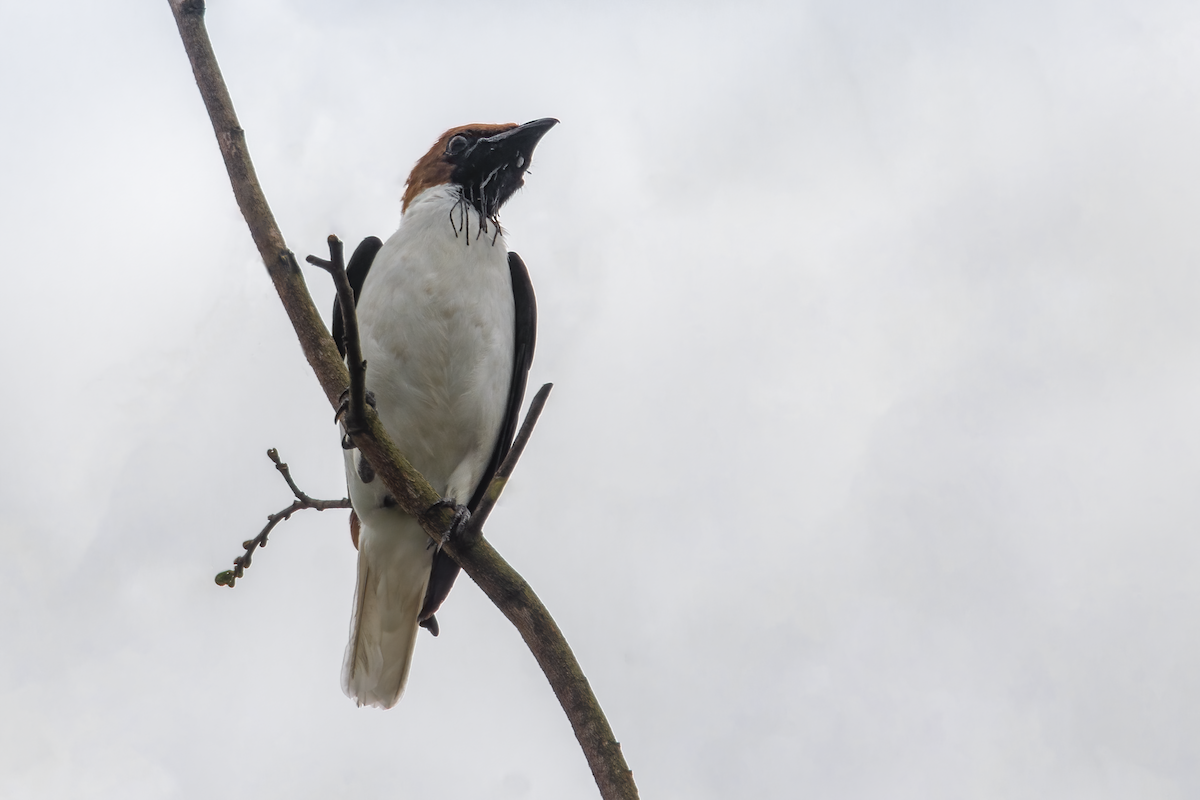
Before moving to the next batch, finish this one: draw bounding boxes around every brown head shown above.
[402,118,558,219]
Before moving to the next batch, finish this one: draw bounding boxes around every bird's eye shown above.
[445,135,469,157]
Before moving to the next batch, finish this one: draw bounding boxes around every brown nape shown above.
[401,122,519,213]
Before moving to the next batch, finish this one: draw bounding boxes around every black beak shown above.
[469,117,559,173]
[451,118,558,214]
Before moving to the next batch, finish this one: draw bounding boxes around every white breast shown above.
[351,183,516,514]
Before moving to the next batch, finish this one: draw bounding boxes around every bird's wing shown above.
[418,251,538,630]
[470,250,538,508]
[332,236,384,358]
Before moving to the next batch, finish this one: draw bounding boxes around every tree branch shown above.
[306,237,371,439]
[168,3,637,798]
[461,381,553,544]
[216,449,351,587]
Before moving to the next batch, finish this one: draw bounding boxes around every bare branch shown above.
[461,382,553,544]
[306,236,370,439]
[215,449,351,587]
[169,3,638,798]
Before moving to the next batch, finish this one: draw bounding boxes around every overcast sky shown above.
[2,0,1199,797]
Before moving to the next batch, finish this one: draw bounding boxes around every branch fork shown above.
[215,449,351,587]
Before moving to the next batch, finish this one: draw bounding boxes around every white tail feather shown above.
[341,515,432,709]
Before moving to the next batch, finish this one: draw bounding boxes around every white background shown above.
[1,0,1198,797]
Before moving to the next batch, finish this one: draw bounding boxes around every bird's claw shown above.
[337,389,377,451]
[426,498,471,553]
[334,388,377,424]
[334,389,350,424]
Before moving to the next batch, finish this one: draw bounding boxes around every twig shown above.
[461,382,553,544]
[306,236,370,438]
[168,4,638,798]
[216,449,351,587]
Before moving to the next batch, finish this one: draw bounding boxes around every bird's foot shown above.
[334,388,376,425]
[337,389,376,449]
[425,498,471,553]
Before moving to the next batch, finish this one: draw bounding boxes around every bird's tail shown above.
[341,514,432,709]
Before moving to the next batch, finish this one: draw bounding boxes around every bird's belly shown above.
[353,236,515,504]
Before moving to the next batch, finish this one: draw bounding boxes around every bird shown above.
[331,118,557,709]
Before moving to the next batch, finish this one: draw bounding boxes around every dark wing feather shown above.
[469,251,537,509]
[332,236,383,357]
[419,251,537,630]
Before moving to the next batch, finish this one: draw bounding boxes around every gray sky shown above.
[2,0,1199,797]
